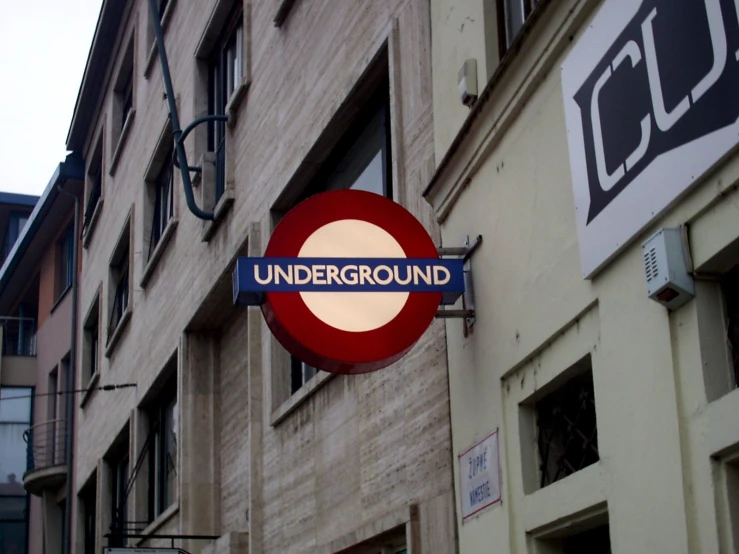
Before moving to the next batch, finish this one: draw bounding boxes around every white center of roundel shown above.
[298,219,409,332]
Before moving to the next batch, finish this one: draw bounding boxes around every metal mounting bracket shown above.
[436,234,482,336]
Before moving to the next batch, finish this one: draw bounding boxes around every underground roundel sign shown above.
[232,190,465,374]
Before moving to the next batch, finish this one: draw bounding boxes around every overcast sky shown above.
[0,0,102,197]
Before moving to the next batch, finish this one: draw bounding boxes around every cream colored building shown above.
[428,0,739,553]
[65,1,455,553]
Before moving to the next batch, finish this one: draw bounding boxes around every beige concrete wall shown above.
[428,0,739,553]
[71,0,454,553]
[429,0,498,163]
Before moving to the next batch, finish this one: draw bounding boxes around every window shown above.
[83,295,100,387]
[83,133,104,244]
[287,91,392,394]
[46,369,64,467]
[146,373,177,522]
[108,452,129,548]
[145,0,176,76]
[721,264,739,387]
[1,308,36,357]
[498,0,540,55]
[535,364,599,488]
[107,218,132,349]
[538,523,612,553]
[80,480,96,554]
[111,35,135,173]
[109,249,129,334]
[57,225,74,297]
[114,38,134,140]
[2,211,30,264]
[0,387,32,554]
[148,145,174,262]
[207,5,243,208]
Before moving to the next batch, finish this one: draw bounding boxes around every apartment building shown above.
[427,0,739,552]
[0,191,38,554]
[66,1,454,554]
[0,157,84,554]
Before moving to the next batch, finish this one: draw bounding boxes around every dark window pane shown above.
[536,368,599,488]
[163,397,177,508]
[84,168,102,229]
[0,520,27,554]
[562,524,611,554]
[506,0,525,46]
[721,265,739,386]
[0,497,26,520]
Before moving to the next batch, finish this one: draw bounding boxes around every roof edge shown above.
[0,154,85,303]
[66,0,128,152]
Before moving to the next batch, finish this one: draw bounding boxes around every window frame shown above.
[110,32,136,175]
[145,374,178,522]
[0,386,32,554]
[109,253,129,335]
[191,0,253,241]
[83,130,104,247]
[720,265,739,388]
[108,451,129,548]
[496,0,541,58]
[57,225,74,299]
[149,148,175,262]
[82,290,101,396]
[106,215,133,356]
[142,123,179,287]
[2,211,30,263]
[286,90,393,395]
[207,5,244,208]
[534,363,600,489]
[79,478,97,554]
[144,0,177,77]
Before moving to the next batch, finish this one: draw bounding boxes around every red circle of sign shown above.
[262,189,441,374]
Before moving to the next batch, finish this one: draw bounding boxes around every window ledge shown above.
[82,199,103,249]
[226,78,250,128]
[105,308,132,358]
[79,371,100,408]
[202,190,234,242]
[271,371,335,426]
[50,284,72,314]
[109,109,136,176]
[144,0,177,78]
[135,503,179,546]
[141,218,178,288]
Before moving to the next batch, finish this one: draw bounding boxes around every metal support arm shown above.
[436,235,482,337]
[148,0,224,220]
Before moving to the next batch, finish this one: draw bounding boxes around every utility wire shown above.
[0,383,137,402]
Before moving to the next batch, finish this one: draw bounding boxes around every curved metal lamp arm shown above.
[148,0,229,221]
[172,115,230,172]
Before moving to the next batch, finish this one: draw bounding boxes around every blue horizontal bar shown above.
[233,257,465,306]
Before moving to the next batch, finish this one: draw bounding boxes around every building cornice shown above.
[66,0,129,152]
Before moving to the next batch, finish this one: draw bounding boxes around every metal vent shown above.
[644,247,659,282]
[642,228,695,310]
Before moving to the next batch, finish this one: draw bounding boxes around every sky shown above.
[0,0,103,197]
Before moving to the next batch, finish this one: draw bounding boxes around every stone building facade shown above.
[66,1,455,554]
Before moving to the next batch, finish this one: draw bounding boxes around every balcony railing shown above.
[23,419,67,471]
[1,316,37,356]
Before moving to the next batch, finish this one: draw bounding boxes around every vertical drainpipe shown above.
[59,183,79,554]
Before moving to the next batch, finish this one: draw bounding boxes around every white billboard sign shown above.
[459,430,501,521]
[562,0,739,278]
